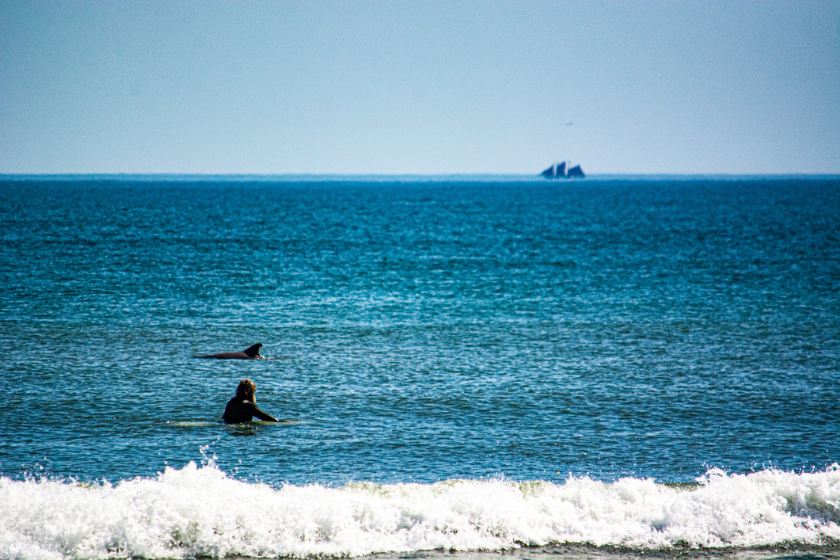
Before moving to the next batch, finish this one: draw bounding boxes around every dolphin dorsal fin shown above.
[243,343,263,357]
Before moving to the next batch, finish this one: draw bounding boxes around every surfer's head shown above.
[235,378,257,401]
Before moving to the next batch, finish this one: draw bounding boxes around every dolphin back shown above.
[196,343,264,359]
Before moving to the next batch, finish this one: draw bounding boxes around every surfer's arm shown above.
[249,402,279,422]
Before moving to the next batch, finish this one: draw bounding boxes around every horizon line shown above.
[2,172,839,182]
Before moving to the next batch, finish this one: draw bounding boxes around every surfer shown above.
[222,379,280,424]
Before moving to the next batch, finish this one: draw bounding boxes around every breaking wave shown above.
[1,461,839,560]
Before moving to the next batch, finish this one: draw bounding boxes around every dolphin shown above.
[197,343,265,360]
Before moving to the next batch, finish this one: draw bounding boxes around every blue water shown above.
[0,175,839,559]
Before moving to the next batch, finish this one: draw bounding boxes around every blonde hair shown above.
[235,379,257,401]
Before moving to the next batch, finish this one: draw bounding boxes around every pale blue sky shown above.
[1,0,838,174]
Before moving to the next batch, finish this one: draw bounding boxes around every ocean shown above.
[0,175,838,560]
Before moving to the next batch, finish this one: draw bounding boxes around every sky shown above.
[1,0,838,175]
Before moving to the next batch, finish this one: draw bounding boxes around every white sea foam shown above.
[1,463,838,560]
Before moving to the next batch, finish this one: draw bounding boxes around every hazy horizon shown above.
[3,171,840,180]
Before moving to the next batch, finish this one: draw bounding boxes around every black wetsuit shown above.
[222,397,279,424]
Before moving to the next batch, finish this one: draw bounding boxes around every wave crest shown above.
[1,463,839,560]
